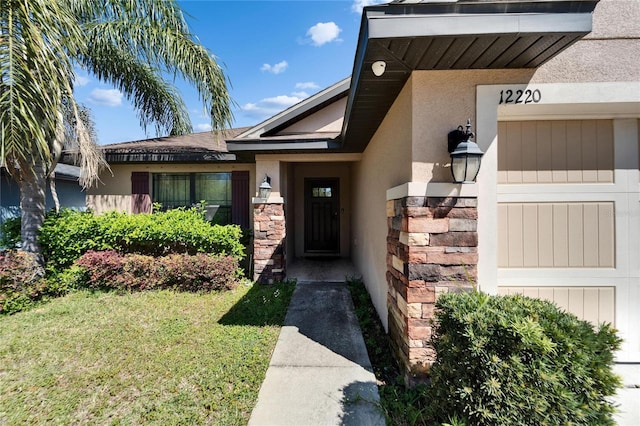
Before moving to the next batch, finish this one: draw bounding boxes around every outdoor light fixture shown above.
[371,60,386,77]
[258,174,272,201]
[447,119,484,183]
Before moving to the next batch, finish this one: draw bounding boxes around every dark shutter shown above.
[131,171,151,214]
[231,171,249,228]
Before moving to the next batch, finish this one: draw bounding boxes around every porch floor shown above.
[287,257,359,283]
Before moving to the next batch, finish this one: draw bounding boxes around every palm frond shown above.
[79,40,192,136]
[84,15,233,131]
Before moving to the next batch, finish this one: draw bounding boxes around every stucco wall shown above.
[352,77,413,328]
[411,69,534,182]
[87,163,255,215]
[280,97,346,135]
[531,0,640,84]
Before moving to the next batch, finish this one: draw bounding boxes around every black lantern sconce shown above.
[447,119,484,183]
[258,174,272,201]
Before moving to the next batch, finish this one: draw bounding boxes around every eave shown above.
[342,0,600,152]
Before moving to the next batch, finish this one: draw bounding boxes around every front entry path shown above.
[248,282,385,425]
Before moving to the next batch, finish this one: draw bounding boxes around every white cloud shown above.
[291,91,310,98]
[241,94,306,119]
[260,60,288,74]
[351,0,387,14]
[74,74,90,87]
[306,22,342,47]
[295,82,319,90]
[88,88,123,107]
[195,123,212,132]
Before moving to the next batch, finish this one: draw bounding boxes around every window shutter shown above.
[231,171,249,228]
[131,172,151,214]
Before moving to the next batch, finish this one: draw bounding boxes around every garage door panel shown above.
[498,202,615,268]
[498,286,615,325]
[498,120,613,184]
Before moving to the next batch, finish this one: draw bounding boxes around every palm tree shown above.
[0,0,232,260]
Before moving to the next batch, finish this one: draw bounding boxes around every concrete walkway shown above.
[248,282,385,426]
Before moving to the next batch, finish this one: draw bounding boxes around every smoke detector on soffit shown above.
[372,61,386,77]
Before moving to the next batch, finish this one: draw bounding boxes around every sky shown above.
[72,0,386,145]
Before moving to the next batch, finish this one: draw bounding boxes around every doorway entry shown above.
[304,178,340,253]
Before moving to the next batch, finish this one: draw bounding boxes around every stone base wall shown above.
[386,195,478,384]
[253,203,285,283]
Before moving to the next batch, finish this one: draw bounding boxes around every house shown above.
[87,0,639,410]
[1,163,86,224]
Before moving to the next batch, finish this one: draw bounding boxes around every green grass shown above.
[0,282,295,425]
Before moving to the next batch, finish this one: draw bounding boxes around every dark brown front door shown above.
[304,178,339,253]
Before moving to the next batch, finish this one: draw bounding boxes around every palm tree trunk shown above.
[49,175,61,213]
[18,155,47,265]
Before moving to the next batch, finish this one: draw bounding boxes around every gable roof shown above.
[226,79,349,153]
[235,78,350,140]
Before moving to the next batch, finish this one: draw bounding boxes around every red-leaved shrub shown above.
[75,250,238,292]
[0,250,48,314]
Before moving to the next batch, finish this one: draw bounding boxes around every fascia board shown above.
[367,12,593,39]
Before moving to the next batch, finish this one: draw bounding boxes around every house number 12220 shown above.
[499,89,541,105]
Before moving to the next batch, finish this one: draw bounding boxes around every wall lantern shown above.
[447,119,484,183]
[258,174,272,201]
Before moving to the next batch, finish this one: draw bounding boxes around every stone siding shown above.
[253,203,286,283]
[387,195,477,384]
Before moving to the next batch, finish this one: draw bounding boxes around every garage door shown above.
[497,120,622,325]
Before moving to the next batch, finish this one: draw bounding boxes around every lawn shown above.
[0,283,295,425]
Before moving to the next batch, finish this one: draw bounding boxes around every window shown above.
[152,173,232,224]
[312,187,333,198]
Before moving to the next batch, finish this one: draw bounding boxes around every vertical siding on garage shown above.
[498,286,615,325]
[498,120,614,184]
[498,202,615,268]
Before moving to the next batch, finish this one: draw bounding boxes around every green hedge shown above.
[425,291,622,426]
[34,208,244,271]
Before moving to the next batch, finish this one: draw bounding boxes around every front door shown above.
[304,178,340,253]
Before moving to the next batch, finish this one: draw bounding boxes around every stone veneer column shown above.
[253,202,285,283]
[387,195,478,384]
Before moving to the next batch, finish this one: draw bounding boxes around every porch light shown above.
[447,119,484,183]
[258,175,272,201]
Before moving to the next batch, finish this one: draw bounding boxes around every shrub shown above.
[39,209,106,271]
[75,250,239,292]
[39,208,244,271]
[425,291,622,426]
[0,216,21,249]
[0,251,48,314]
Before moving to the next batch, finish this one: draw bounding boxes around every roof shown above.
[342,0,599,151]
[234,78,350,140]
[226,79,349,154]
[87,0,599,160]
[52,163,81,181]
[100,127,249,162]
[0,163,81,182]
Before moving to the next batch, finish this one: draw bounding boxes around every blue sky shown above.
[72,0,385,145]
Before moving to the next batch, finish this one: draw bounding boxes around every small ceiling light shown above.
[371,60,386,77]
[258,174,272,201]
[447,119,484,183]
